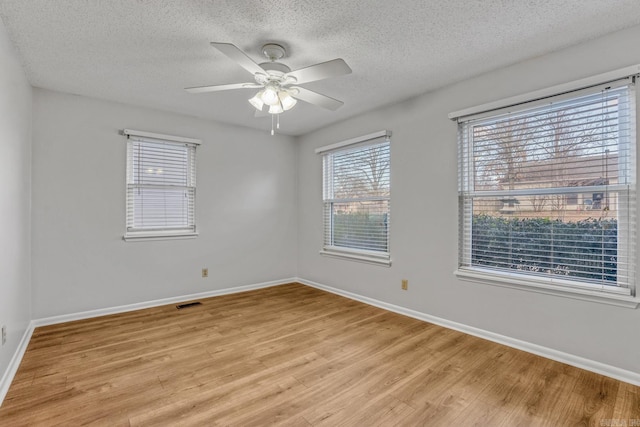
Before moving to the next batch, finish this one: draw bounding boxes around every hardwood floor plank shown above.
[0,283,638,426]
[611,383,640,422]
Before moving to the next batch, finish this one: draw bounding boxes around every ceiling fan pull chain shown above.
[271,114,275,136]
[277,114,280,129]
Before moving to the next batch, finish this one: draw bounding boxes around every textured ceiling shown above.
[2,1,640,136]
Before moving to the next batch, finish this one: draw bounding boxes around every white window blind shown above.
[320,131,391,265]
[124,130,198,240]
[457,79,636,297]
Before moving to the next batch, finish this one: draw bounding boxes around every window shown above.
[317,131,391,265]
[123,129,199,241]
[454,74,637,305]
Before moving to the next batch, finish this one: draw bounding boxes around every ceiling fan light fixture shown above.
[261,84,280,106]
[269,103,284,114]
[279,90,297,111]
[248,91,264,111]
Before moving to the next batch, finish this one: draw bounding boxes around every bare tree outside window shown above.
[324,141,391,253]
[460,87,630,286]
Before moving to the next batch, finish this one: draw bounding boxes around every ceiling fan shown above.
[185,42,352,134]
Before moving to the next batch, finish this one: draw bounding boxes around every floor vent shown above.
[176,302,202,309]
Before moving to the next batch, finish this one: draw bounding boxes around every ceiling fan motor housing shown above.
[259,61,291,75]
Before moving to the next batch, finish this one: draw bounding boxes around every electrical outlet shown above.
[202,268,208,278]
[1,325,6,345]
[401,279,408,290]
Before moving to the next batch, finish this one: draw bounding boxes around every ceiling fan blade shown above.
[210,42,266,76]
[185,82,261,94]
[285,59,352,84]
[290,87,344,111]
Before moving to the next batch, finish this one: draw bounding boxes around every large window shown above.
[124,129,199,241]
[317,131,391,265]
[455,75,637,303]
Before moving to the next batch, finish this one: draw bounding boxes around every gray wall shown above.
[0,20,32,379]
[297,25,640,373]
[31,89,298,318]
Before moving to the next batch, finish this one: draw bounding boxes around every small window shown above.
[317,131,391,265]
[123,129,199,241]
[566,194,578,206]
[455,77,636,303]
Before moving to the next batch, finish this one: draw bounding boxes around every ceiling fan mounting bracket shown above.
[261,43,286,62]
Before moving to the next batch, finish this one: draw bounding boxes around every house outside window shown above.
[453,73,637,305]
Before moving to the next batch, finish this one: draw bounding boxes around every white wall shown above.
[0,21,32,379]
[31,89,297,318]
[297,24,640,374]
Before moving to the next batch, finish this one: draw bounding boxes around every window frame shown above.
[123,129,200,242]
[451,70,640,308]
[316,130,392,266]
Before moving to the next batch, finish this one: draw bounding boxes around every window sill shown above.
[455,268,640,309]
[123,232,198,242]
[319,248,391,267]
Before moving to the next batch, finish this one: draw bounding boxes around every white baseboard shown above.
[33,278,296,327]
[296,277,640,387]
[0,322,34,406]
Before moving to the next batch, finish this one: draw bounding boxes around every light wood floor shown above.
[1,283,638,426]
